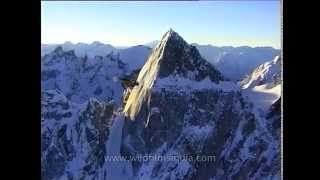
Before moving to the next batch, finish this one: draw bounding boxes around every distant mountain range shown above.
[192,44,280,81]
[41,41,116,58]
[42,41,279,81]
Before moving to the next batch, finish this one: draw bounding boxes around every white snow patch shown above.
[105,114,133,180]
[241,55,280,89]
[151,107,160,114]
[243,83,281,111]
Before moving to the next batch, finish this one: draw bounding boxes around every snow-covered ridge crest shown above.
[241,55,280,89]
[241,55,281,111]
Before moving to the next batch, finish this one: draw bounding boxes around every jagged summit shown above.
[91,41,104,46]
[155,29,188,53]
[51,46,76,57]
[53,46,63,53]
[64,41,73,45]
[123,29,224,120]
[241,55,281,89]
[160,28,183,43]
[152,29,223,81]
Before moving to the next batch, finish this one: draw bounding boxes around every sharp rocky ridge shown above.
[119,29,280,179]
[123,29,224,120]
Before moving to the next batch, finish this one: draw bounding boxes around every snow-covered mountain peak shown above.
[52,46,64,55]
[42,42,117,58]
[153,29,224,81]
[241,55,281,89]
[162,28,182,41]
[240,55,281,111]
[63,41,73,45]
[47,46,77,60]
[91,41,104,46]
[41,46,129,105]
[153,29,187,52]
[123,30,224,120]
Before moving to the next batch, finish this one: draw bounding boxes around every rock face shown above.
[123,29,224,120]
[266,98,281,140]
[41,90,116,180]
[120,30,280,180]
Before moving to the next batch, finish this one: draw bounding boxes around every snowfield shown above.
[243,84,281,111]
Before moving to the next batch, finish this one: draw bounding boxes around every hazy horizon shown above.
[42,1,281,49]
[41,39,280,50]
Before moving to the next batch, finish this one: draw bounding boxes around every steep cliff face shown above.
[266,98,281,140]
[119,30,280,180]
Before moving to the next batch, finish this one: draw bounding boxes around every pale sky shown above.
[41,1,281,49]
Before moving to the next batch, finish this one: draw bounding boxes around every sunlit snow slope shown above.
[241,56,281,111]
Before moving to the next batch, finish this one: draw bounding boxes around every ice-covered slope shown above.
[241,55,281,89]
[119,29,280,180]
[241,56,281,111]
